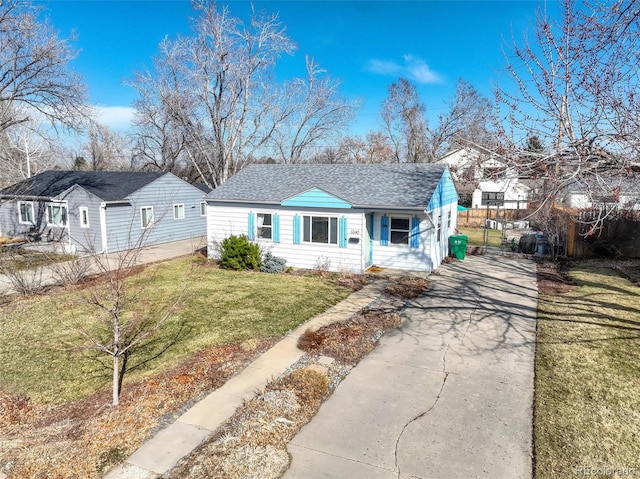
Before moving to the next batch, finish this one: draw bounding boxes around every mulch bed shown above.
[536,262,578,295]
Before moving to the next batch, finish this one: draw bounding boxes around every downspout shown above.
[99,202,108,254]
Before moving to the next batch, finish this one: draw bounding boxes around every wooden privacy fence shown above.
[458,206,640,258]
[457,208,531,227]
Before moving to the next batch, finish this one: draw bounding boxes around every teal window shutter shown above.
[380,214,389,246]
[247,211,255,240]
[273,213,280,243]
[339,216,348,248]
[293,214,301,244]
[410,216,420,248]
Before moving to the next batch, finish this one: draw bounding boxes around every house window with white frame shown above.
[303,215,338,244]
[437,215,442,242]
[447,210,452,229]
[257,213,272,239]
[200,201,206,216]
[173,203,185,220]
[18,201,34,224]
[79,207,90,228]
[141,206,154,229]
[47,203,68,227]
[390,216,410,245]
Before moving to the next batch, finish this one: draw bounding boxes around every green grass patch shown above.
[535,266,640,478]
[456,226,503,247]
[0,258,350,404]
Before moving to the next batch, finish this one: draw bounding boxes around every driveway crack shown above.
[393,347,450,478]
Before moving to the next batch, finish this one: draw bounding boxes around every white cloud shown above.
[93,106,136,132]
[366,54,443,84]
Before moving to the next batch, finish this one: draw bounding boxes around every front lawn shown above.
[0,257,350,404]
[535,264,640,477]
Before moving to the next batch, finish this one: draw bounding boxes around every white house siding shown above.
[105,174,207,253]
[207,202,365,272]
[367,205,457,273]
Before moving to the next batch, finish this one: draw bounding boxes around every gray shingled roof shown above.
[207,163,448,209]
[0,170,167,201]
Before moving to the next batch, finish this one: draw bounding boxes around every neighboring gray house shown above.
[206,163,459,273]
[0,170,208,253]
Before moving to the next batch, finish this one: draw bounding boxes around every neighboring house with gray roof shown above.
[206,163,459,273]
[0,170,208,253]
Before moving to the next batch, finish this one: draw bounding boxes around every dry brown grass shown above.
[383,277,430,299]
[298,310,402,364]
[166,367,330,479]
[0,340,275,478]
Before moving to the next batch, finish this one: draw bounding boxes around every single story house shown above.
[0,170,208,253]
[438,145,531,209]
[206,163,459,273]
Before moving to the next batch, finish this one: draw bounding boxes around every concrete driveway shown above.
[284,250,538,479]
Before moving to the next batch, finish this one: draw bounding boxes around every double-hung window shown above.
[257,213,272,239]
[141,206,154,229]
[173,203,185,220]
[303,215,338,244]
[18,201,34,224]
[47,203,68,227]
[390,217,410,245]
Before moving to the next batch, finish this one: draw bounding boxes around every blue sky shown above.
[38,0,543,138]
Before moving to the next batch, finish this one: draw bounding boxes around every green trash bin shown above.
[449,234,468,260]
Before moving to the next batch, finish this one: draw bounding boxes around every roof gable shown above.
[281,187,352,209]
[207,163,451,210]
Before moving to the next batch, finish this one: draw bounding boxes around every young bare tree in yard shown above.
[496,0,640,232]
[71,238,190,407]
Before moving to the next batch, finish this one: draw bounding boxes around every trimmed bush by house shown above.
[220,235,262,271]
[261,251,287,273]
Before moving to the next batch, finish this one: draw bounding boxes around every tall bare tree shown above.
[0,0,88,134]
[428,79,497,160]
[496,0,640,232]
[81,123,130,171]
[381,78,429,163]
[271,57,357,163]
[130,1,295,188]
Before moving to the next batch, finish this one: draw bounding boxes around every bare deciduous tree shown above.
[81,123,130,171]
[428,79,497,160]
[0,0,88,134]
[71,242,189,406]
[381,78,429,163]
[130,1,295,187]
[496,0,640,233]
[271,57,357,164]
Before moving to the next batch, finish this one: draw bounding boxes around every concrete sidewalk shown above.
[284,250,537,479]
[104,279,387,479]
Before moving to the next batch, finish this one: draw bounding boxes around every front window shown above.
[303,215,338,244]
[390,217,410,245]
[173,203,185,220]
[18,201,34,224]
[141,206,154,229]
[257,213,272,239]
[47,203,68,227]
